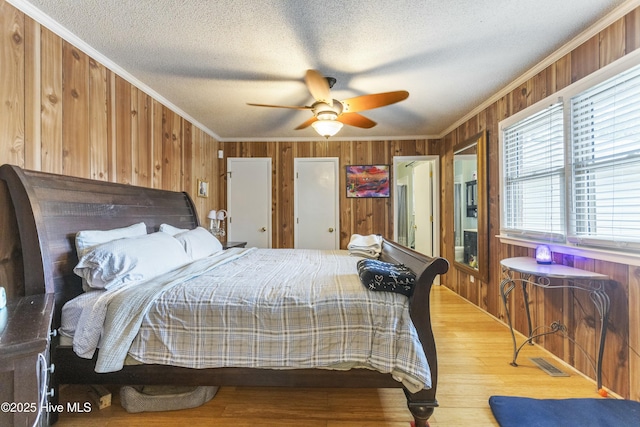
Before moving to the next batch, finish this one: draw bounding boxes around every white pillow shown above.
[159,223,188,236]
[174,227,223,260]
[74,232,192,290]
[75,222,147,258]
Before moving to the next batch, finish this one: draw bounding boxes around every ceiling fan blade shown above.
[338,112,377,129]
[247,102,312,110]
[305,69,332,106]
[294,116,318,130]
[341,90,409,113]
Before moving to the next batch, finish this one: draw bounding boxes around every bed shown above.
[0,164,449,426]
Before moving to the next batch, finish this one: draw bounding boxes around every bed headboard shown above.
[0,164,199,327]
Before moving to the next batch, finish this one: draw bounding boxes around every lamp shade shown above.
[312,120,343,138]
[207,210,217,220]
[216,209,227,220]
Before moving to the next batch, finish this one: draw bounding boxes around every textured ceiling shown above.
[13,0,631,141]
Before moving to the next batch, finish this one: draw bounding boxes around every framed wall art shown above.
[346,165,390,198]
[197,179,209,198]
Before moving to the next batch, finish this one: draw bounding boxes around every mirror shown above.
[453,130,488,282]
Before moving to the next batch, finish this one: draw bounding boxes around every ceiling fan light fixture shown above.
[312,119,343,138]
[316,110,338,121]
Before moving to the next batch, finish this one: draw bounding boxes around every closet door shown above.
[227,158,272,248]
[294,158,339,249]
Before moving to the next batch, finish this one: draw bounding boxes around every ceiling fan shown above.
[247,69,409,138]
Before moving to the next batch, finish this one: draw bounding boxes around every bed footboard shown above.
[380,239,449,424]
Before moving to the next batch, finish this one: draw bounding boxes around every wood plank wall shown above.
[437,7,640,401]
[218,140,438,249]
[0,1,218,295]
[1,0,639,404]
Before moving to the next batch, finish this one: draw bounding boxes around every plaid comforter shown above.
[70,248,430,392]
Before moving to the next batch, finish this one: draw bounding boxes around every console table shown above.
[499,257,610,389]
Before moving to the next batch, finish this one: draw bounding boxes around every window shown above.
[502,103,565,242]
[500,56,640,253]
[569,65,640,250]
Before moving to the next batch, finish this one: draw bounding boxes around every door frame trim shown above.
[293,157,340,249]
[392,155,441,258]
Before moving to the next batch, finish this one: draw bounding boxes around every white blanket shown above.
[72,248,253,371]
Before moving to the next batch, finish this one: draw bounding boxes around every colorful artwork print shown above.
[346,165,390,198]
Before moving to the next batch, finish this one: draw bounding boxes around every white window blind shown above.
[502,102,565,241]
[569,63,640,250]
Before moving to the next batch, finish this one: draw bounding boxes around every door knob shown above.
[328,228,334,233]
[260,227,267,232]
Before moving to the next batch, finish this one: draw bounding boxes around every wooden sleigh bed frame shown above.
[0,164,449,426]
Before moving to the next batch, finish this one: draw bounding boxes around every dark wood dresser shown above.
[0,293,55,426]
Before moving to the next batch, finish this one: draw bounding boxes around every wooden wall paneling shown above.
[295,141,311,158]
[88,58,108,181]
[161,106,183,191]
[371,140,390,238]
[265,142,278,246]
[626,7,640,52]
[216,142,225,212]
[599,17,626,67]
[24,17,40,170]
[278,141,294,248]
[554,53,572,91]
[531,66,553,104]
[313,140,328,157]
[0,2,24,167]
[40,27,63,174]
[510,82,531,116]
[630,266,640,401]
[352,141,372,236]
[571,34,599,83]
[539,286,565,360]
[130,87,151,187]
[114,75,132,184]
[182,120,193,195]
[209,134,220,221]
[190,127,203,220]
[459,117,479,142]
[106,71,116,180]
[192,128,217,224]
[62,42,90,178]
[151,98,163,188]
[339,141,354,248]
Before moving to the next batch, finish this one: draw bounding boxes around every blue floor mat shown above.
[489,395,640,427]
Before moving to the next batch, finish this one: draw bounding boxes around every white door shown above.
[294,158,339,249]
[227,158,272,248]
[413,162,433,256]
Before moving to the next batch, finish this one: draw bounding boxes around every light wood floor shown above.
[55,286,604,426]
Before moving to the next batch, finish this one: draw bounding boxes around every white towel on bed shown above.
[347,234,382,258]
